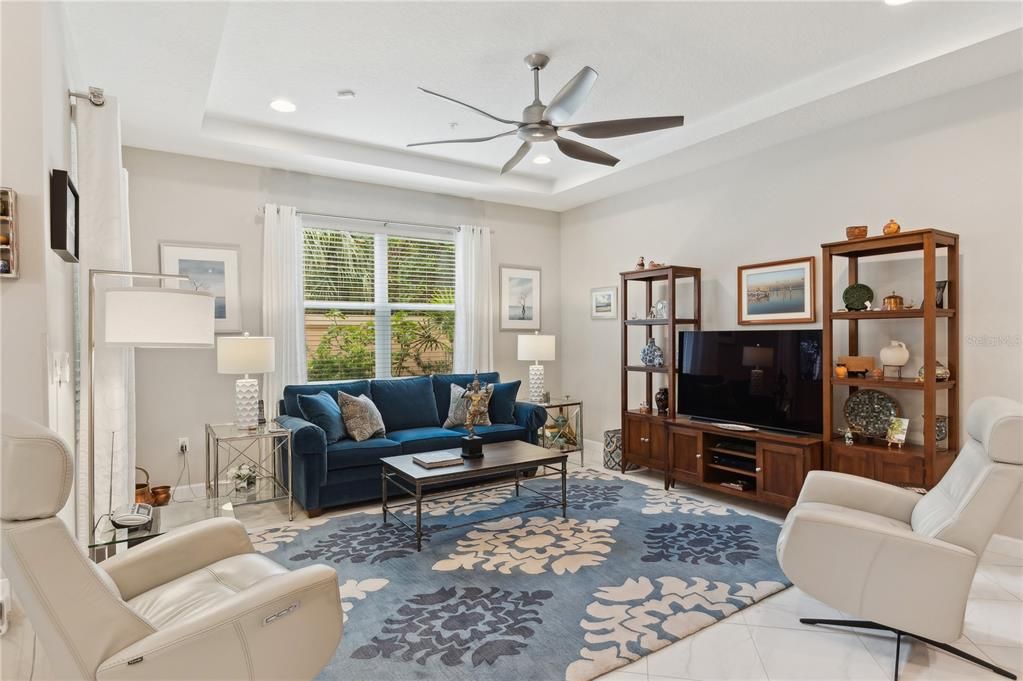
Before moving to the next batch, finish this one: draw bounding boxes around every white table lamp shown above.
[217,333,276,428]
[518,332,556,403]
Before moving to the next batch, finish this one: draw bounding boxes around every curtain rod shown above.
[260,206,456,233]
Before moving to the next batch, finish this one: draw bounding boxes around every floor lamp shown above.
[87,269,214,546]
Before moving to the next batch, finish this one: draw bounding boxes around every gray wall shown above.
[559,75,1022,536]
[123,147,561,487]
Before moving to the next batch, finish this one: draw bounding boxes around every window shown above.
[303,226,455,381]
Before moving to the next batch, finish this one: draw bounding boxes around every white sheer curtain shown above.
[453,225,493,373]
[262,204,306,414]
[76,97,135,542]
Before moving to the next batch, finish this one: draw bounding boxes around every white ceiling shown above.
[64,1,1022,211]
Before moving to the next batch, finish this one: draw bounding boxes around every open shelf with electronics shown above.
[620,265,701,474]
[822,228,959,488]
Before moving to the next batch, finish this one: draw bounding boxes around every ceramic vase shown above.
[880,341,910,375]
[641,338,665,367]
[655,387,669,416]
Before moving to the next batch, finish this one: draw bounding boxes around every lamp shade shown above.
[742,345,774,368]
[104,288,214,348]
[217,334,276,374]
[518,334,556,362]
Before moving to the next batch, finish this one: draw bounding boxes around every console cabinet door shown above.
[831,446,873,479]
[875,452,925,487]
[623,414,668,472]
[668,427,701,483]
[757,442,806,507]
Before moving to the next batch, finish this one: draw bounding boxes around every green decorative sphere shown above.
[842,283,874,311]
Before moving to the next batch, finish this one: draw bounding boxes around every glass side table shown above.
[205,423,293,521]
[536,397,584,465]
[90,497,235,560]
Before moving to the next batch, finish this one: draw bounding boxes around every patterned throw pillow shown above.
[339,392,386,442]
[443,383,493,429]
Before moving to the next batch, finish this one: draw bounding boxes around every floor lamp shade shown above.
[518,334,556,403]
[217,334,276,428]
[104,288,215,347]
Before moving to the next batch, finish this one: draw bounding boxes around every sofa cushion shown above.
[283,380,371,418]
[432,373,500,420]
[370,376,440,432]
[326,437,402,471]
[387,427,464,455]
[297,392,345,443]
[488,380,521,424]
[443,384,493,429]
[451,423,527,444]
[339,393,386,442]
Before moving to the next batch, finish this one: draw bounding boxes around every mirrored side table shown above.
[205,423,293,521]
[537,398,584,465]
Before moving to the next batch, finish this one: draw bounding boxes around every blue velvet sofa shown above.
[276,372,547,516]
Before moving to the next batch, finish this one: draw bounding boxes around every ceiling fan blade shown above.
[560,115,685,139]
[544,66,598,125]
[408,130,517,147]
[501,142,532,174]
[418,87,520,126]
[553,136,619,167]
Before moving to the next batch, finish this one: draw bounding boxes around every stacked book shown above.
[412,451,463,469]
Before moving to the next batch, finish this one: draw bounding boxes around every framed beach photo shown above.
[499,265,541,331]
[737,256,816,325]
[160,242,241,333]
[591,286,618,320]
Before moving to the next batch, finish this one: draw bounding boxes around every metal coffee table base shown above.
[382,461,568,551]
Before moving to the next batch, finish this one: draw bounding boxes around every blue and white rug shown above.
[250,468,789,681]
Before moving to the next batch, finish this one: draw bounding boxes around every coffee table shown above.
[381,440,568,551]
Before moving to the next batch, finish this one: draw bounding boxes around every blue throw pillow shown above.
[297,391,346,443]
[489,380,521,424]
[370,376,440,431]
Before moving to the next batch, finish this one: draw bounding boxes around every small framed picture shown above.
[160,242,241,333]
[590,286,617,320]
[886,417,910,448]
[500,265,541,331]
[737,256,816,325]
[50,170,79,263]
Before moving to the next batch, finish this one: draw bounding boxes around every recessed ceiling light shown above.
[336,90,356,100]
[269,98,297,113]
[532,154,552,165]
[883,0,912,5]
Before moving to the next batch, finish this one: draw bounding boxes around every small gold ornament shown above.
[883,219,901,235]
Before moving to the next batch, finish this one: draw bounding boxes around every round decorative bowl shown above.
[917,361,951,382]
[842,283,875,311]
[846,225,869,240]
[151,485,171,507]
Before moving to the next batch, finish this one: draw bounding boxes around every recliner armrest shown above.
[97,564,341,681]
[796,470,922,523]
[100,517,254,600]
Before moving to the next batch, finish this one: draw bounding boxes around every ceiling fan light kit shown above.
[409,53,685,174]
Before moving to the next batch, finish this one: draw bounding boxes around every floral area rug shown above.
[250,468,789,681]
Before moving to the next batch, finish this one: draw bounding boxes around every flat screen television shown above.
[677,329,823,435]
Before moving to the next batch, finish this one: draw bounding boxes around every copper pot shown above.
[151,485,171,507]
[134,466,154,505]
[882,291,904,311]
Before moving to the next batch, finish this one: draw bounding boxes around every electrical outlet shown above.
[178,437,189,455]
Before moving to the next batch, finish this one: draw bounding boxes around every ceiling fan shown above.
[408,53,685,174]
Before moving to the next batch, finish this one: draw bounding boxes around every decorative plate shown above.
[842,283,875,311]
[843,389,900,439]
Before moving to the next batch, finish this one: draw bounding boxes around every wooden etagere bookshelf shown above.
[0,188,18,279]
[822,228,959,488]
[619,265,701,473]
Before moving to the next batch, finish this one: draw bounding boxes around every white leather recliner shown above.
[777,396,1023,681]
[1,414,343,680]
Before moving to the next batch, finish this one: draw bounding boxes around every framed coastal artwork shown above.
[737,256,816,325]
[499,265,541,331]
[160,242,241,333]
[590,286,618,319]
